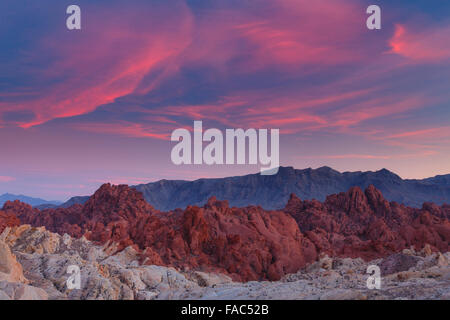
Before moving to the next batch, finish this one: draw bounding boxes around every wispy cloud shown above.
[1,0,450,197]
[389,24,450,62]
[0,176,15,182]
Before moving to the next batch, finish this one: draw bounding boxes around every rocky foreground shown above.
[0,183,449,299]
[1,184,449,283]
[0,225,448,300]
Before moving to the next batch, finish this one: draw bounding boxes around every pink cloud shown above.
[0,0,379,133]
[372,127,450,153]
[323,154,391,160]
[0,176,15,182]
[3,0,448,149]
[1,2,193,128]
[331,95,430,128]
[295,151,437,161]
[389,24,450,61]
[72,121,171,140]
[385,127,450,139]
[184,0,369,72]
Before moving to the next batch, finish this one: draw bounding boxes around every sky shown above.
[0,0,450,200]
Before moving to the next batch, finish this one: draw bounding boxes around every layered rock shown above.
[0,225,448,300]
[0,237,27,283]
[0,227,49,300]
[285,185,450,260]
[2,183,449,283]
[2,185,309,281]
[0,210,20,233]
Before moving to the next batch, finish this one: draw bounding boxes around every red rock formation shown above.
[2,200,85,238]
[0,210,21,233]
[2,183,449,281]
[284,185,450,260]
[1,185,308,281]
[134,197,309,281]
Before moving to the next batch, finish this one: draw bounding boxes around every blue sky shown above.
[1,0,449,200]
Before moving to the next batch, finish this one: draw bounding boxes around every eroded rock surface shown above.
[1,185,309,281]
[1,183,449,283]
[0,226,448,300]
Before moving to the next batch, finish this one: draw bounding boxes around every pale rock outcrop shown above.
[0,281,48,300]
[0,240,27,283]
[192,271,233,287]
[3,184,449,283]
[0,227,50,300]
[0,225,449,300]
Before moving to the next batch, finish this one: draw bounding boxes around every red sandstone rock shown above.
[284,185,450,260]
[1,185,307,281]
[0,210,21,233]
[2,183,449,282]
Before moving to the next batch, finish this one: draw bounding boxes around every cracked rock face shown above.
[0,225,448,300]
[0,240,28,284]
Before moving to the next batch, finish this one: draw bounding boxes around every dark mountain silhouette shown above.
[35,195,90,210]
[32,166,450,211]
[59,196,90,208]
[133,166,450,210]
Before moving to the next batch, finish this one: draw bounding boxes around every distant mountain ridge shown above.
[133,166,450,210]
[34,196,90,210]
[0,193,61,208]
[29,166,450,210]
